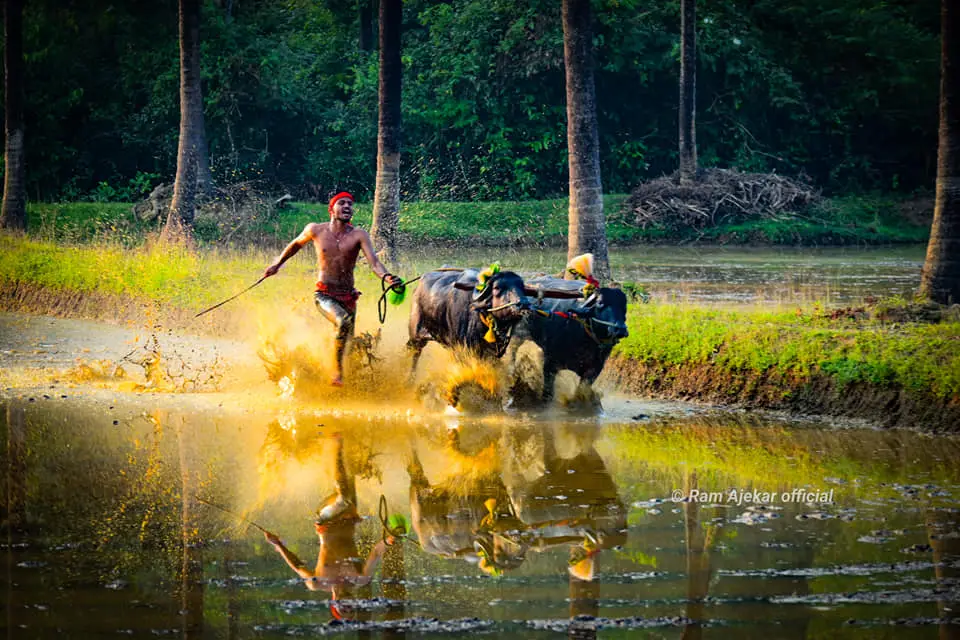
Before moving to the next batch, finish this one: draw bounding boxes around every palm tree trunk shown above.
[678,0,697,185]
[178,416,204,639]
[370,0,402,263]
[1,0,26,232]
[562,0,609,280]
[163,0,203,242]
[921,0,960,304]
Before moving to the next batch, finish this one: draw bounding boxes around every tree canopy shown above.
[7,0,941,202]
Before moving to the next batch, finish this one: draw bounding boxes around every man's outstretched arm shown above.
[264,531,313,579]
[264,224,315,277]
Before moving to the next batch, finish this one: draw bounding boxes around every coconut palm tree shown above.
[678,0,697,185]
[0,0,26,231]
[921,0,960,304]
[562,0,609,280]
[163,0,204,242]
[370,0,402,263]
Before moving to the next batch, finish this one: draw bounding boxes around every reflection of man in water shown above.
[263,434,396,602]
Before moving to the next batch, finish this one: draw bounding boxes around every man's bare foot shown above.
[330,376,343,387]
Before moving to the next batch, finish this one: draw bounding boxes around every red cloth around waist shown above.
[316,282,361,313]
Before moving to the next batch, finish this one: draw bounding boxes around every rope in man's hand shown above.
[377,274,422,324]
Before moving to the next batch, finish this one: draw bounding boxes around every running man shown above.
[263,192,400,386]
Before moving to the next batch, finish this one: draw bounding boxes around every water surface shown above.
[398,245,926,305]
[3,398,959,638]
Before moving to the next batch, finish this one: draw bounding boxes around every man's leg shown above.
[314,293,356,386]
[314,434,358,525]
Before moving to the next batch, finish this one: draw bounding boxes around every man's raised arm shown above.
[264,224,315,278]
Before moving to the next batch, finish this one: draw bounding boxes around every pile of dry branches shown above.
[620,168,822,231]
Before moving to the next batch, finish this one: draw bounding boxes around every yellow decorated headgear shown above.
[566,253,595,281]
[475,262,502,296]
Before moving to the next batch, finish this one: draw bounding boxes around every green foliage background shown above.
[14,0,940,202]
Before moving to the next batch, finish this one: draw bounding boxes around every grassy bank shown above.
[605,302,960,431]
[26,192,930,247]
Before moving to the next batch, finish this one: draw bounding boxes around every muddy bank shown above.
[0,279,252,340]
[604,355,960,433]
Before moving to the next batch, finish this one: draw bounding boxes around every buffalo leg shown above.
[542,363,559,402]
[406,338,428,381]
[575,374,603,411]
[504,338,539,407]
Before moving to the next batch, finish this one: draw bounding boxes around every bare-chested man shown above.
[264,192,400,386]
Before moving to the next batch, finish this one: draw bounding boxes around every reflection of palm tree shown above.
[681,471,713,640]
[177,414,204,639]
[221,543,240,640]
[926,508,960,639]
[5,402,26,636]
[4,402,26,532]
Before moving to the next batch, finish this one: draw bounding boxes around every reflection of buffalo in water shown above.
[501,424,627,580]
[405,426,526,576]
[508,277,628,407]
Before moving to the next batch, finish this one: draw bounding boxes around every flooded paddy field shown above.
[3,391,960,638]
[0,242,950,638]
[403,245,927,305]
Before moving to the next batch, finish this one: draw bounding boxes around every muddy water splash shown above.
[3,395,960,638]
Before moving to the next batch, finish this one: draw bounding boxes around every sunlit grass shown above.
[23,192,927,247]
[262,195,632,245]
[615,300,960,399]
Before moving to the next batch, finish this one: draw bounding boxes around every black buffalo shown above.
[407,268,533,377]
[508,276,628,403]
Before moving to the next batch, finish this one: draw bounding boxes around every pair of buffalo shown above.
[407,265,629,405]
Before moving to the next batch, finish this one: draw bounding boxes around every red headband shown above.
[328,192,354,213]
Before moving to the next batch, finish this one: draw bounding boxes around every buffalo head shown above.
[573,287,629,344]
[454,270,530,322]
